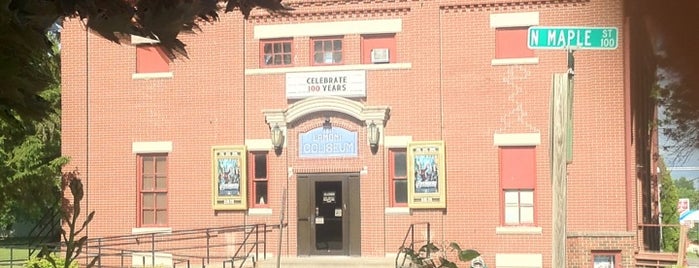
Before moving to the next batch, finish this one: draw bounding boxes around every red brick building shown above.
[61,0,659,267]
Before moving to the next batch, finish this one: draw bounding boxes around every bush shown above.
[24,254,78,268]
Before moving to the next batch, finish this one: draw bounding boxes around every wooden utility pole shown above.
[552,73,570,268]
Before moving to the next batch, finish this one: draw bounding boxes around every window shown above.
[249,152,268,207]
[495,27,535,59]
[390,149,407,206]
[500,146,536,225]
[138,154,168,227]
[504,190,534,225]
[361,34,396,64]
[311,37,343,65]
[260,39,293,67]
[136,44,170,73]
[592,251,621,268]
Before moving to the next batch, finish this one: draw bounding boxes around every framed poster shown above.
[212,146,247,210]
[407,141,446,208]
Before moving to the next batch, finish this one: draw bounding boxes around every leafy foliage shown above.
[36,172,96,268]
[1,0,293,121]
[0,32,65,231]
[399,242,482,268]
[24,254,78,268]
[658,158,680,252]
[644,0,699,151]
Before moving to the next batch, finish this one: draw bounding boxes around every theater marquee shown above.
[286,70,366,99]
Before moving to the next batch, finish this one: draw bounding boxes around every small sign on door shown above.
[315,217,325,224]
[323,191,336,203]
[335,208,342,217]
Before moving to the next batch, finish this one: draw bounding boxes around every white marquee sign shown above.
[286,70,366,99]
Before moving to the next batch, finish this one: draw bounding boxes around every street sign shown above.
[528,26,618,50]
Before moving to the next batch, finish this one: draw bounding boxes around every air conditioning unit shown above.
[370,48,390,63]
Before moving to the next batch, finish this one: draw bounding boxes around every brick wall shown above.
[61,0,642,266]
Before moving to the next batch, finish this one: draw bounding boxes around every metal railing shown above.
[85,224,271,268]
[2,224,273,268]
[395,222,430,268]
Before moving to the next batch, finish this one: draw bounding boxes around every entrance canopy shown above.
[680,210,699,224]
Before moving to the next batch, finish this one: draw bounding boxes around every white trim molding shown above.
[248,208,273,216]
[132,252,173,267]
[132,141,173,154]
[131,227,172,235]
[495,253,542,268]
[245,139,273,151]
[132,72,174,80]
[254,19,402,39]
[131,35,160,45]
[493,133,541,146]
[491,57,539,66]
[384,207,410,215]
[384,136,412,148]
[245,63,411,75]
[495,226,543,235]
[490,12,540,28]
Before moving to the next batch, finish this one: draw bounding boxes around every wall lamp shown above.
[271,124,285,150]
[368,122,380,148]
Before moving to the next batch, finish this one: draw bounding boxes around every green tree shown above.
[0,33,66,231]
[659,158,680,252]
[1,0,292,122]
[645,0,699,152]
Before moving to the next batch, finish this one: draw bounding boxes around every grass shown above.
[0,247,34,268]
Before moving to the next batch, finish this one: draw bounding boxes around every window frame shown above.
[135,44,170,73]
[389,148,408,207]
[591,251,621,268]
[137,153,169,227]
[499,146,536,226]
[361,34,397,64]
[248,151,269,208]
[260,38,294,68]
[494,27,535,60]
[310,36,344,66]
[503,190,534,225]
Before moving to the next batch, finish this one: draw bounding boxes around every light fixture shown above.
[368,122,380,148]
[271,124,284,150]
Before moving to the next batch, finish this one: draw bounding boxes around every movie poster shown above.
[407,141,446,209]
[212,146,247,210]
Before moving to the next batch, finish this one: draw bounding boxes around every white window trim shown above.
[384,207,410,215]
[132,141,173,153]
[495,226,542,235]
[384,136,413,148]
[493,133,540,146]
[254,19,402,39]
[246,63,411,75]
[131,36,173,80]
[131,227,172,235]
[248,208,273,216]
[490,12,540,28]
[490,12,540,66]
[132,72,174,80]
[132,252,173,268]
[491,57,539,66]
[245,139,274,151]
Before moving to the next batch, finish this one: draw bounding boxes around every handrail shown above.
[395,222,430,268]
[2,223,279,268]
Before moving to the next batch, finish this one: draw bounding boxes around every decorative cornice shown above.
[286,0,415,8]
[440,0,589,12]
[251,7,410,21]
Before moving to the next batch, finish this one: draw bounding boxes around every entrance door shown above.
[297,174,360,255]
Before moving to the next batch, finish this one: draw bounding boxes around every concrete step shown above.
[255,256,396,268]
